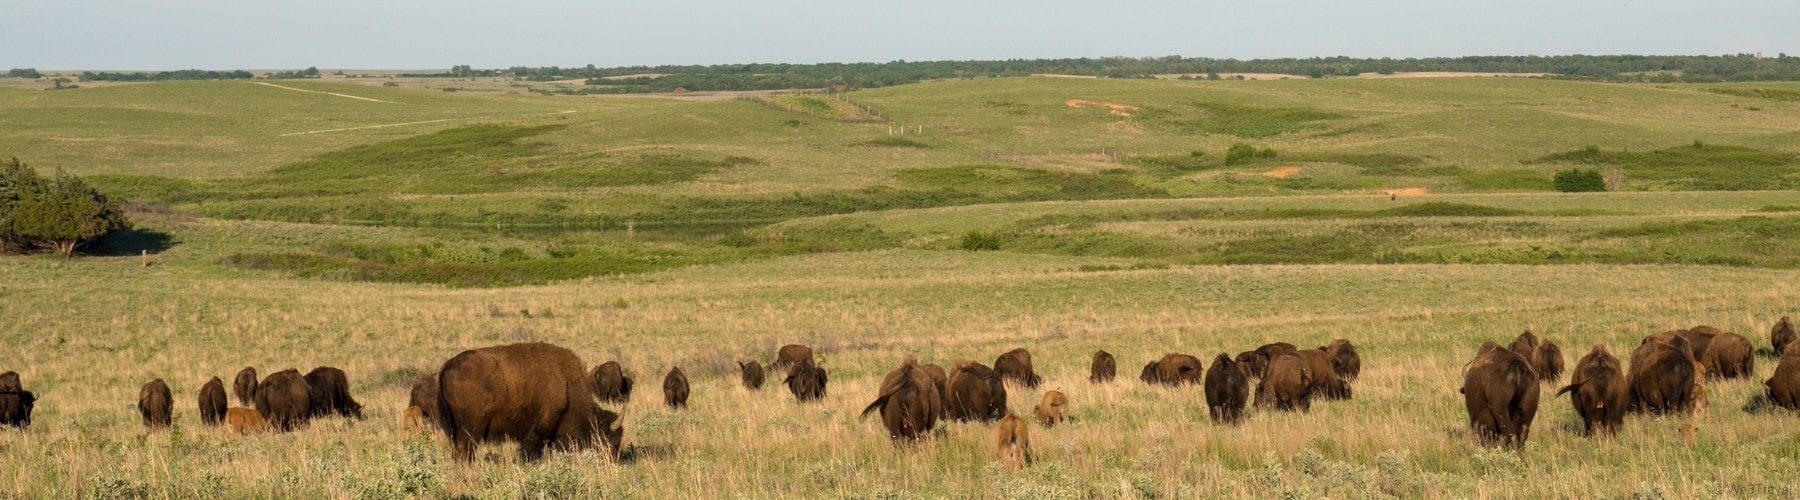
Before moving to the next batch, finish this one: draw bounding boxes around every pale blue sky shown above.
[3,0,1796,70]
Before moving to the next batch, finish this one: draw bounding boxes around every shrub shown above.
[1553,168,1607,192]
[961,231,1001,251]
[1225,143,1277,165]
[0,158,131,256]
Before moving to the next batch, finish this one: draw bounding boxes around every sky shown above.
[2,0,1796,70]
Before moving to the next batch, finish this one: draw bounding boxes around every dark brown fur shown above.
[1089,350,1116,383]
[1204,353,1250,424]
[1322,339,1361,381]
[860,359,942,440]
[1145,353,1204,387]
[739,361,765,390]
[945,360,1007,422]
[1700,332,1754,380]
[1299,349,1352,400]
[436,342,624,462]
[1255,353,1313,412]
[920,363,948,416]
[1235,343,1299,379]
[255,369,312,432]
[663,366,690,409]
[1627,335,1701,415]
[994,348,1043,388]
[1509,331,1565,382]
[1766,343,1800,410]
[1773,316,1796,356]
[1461,341,1540,448]
[199,377,228,426]
[784,359,828,402]
[0,371,19,393]
[590,361,633,404]
[232,367,258,406]
[1556,345,1627,436]
[773,344,814,373]
[408,373,439,424]
[139,378,173,430]
[0,372,33,429]
[303,366,364,420]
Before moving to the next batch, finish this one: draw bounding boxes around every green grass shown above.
[1537,143,1800,191]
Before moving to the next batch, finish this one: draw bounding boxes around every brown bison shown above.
[1322,339,1361,381]
[199,377,228,426]
[739,361,765,390]
[1205,353,1250,424]
[1509,331,1565,382]
[1461,341,1540,448]
[1236,343,1300,379]
[663,367,690,409]
[1628,335,1701,415]
[920,363,949,415]
[994,348,1042,388]
[1767,343,1800,409]
[1555,345,1627,436]
[408,373,439,424]
[590,361,633,404]
[1138,361,1159,385]
[304,367,364,419]
[1,372,35,429]
[255,369,312,432]
[1255,353,1313,412]
[1773,316,1796,355]
[995,413,1031,472]
[139,378,173,430]
[1299,349,1352,400]
[1700,332,1754,380]
[1089,350,1116,383]
[945,360,1008,422]
[773,344,814,373]
[233,367,258,406]
[1143,353,1204,386]
[437,343,624,462]
[1033,390,1068,428]
[860,358,942,440]
[0,371,19,392]
[784,359,828,402]
[224,407,269,435]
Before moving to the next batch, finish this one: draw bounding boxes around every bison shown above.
[1236,343,1299,380]
[199,377,228,426]
[1298,349,1351,400]
[408,373,439,424]
[663,367,690,409]
[1033,390,1068,428]
[1774,316,1796,355]
[436,342,624,462]
[784,359,828,402]
[1322,339,1361,381]
[1089,350,1116,383]
[994,348,1043,388]
[139,378,173,430]
[0,371,19,392]
[773,344,814,373]
[304,366,364,420]
[0,372,36,429]
[1700,332,1754,380]
[995,413,1031,472]
[1628,335,1701,415]
[860,358,942,440]
[590,361,633,404]
[1144,353,1204,387]
[402,406,427,431]
[739,361,765,390]
[920,363,949,415]
[233,367,258,406]
[1205,353,1250,424]
[255,369,312,432]
[225,407,269,435]
[1255,353,1313,412]
[1461,341,1540,448]
[1509,331,1565,382]
[1555,345,1627,436]
[945,360,1008,422]
[1767,342,1800,410]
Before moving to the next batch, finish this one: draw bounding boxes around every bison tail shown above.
[859,395,888,421]
[1554,383,1579,397]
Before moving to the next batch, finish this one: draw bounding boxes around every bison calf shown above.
[225,407,269,435]
[408,373,439,425]
[1089,350,1116,383]
[1462,341,1540,448]
[663,367,690,409]
[1556,345,1627,436]
[590,361,633,404]
[739,361,765,390]
[994,348,1043,389]
[860,358,942,441]
[402,406,427,431]
[995,413,1031,472]
[785,359,828,402]
[139,378,174,430]
[1205,353,1250,424]
[233,367,258,406]
[1033,390,1068,428]
[199,377,228,426]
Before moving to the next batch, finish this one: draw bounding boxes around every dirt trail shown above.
[1383,187,1430,196]
[1065,99,1137,118]
[1263,166,1301,178]
[251,81,397,103]
[278,110,577,137]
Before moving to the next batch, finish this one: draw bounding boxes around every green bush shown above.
[1553,168,1607,192]
[0,158,131,256]
[1224,143,1277,165]
[960,231,1001,251]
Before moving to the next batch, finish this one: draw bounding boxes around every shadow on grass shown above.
[96,228,176,256]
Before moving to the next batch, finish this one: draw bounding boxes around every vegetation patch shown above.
[1536,143,1800,191]
[1161,102,1343,138]
[1703,87,1800,102]
[854,137,930,148]
[1459,169,1553,191]
[225,241,748,287]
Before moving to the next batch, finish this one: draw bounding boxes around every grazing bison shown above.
[784,359,828,402]
[139,378,174,430]
[256,369,312,432]
[1461,341,1540,448]
[663,367,690,409]
[1556,345,1627,436]
[995,413,1031,472]
[1144,353,1204,387]
[1628,335,1701,415]
[1298,349,1352,400]
[225,407,269,435]
[233,367,258,406]
[1236,343,1299,379]
[0,371,19,392]
[1322,339,1362,381]
[408,374,439,424]
[437,342,624,462]
[0,372,36,429]
[1138,361,1159,385]
[1089,350,1116,383]
[1700,332,1754,380]
[994,348,1043,388]
[1205,353,1250,424]
[199,377,228,426]
[304,367,364,419]
[1255,353,1313,412]
[1509,331,1565,382]
[739,361,765,390]
[1774,316,1796,355]
[1767,343,1800,410]
[1033,390,1068,428]
[920,363,949,415]
[590,361,633,404]
[773,344,814,373]
[860,358,942,440]
[945,360,1008,422]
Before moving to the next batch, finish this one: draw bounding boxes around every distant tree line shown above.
[266,67,322,79]
[78,69,255,82]
[0,158,131,257]
[5,68,41,78]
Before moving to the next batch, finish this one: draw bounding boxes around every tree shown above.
[0,159,129,256]
[1552,168,1607,193]
[0,157,42,254]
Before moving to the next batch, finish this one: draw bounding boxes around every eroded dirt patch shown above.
[1065,99,1138,118]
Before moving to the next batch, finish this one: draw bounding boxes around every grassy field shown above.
[3,74,1800,497]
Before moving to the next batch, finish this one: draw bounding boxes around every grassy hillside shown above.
[3,75,1799,497]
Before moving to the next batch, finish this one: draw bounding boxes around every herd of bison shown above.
[2,317,1799,467]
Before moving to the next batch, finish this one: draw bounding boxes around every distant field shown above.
[3,74,1799,497]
